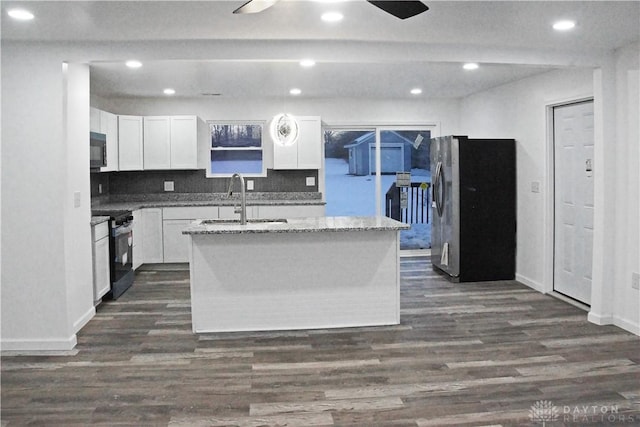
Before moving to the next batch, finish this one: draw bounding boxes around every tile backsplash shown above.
[91,169,319,198]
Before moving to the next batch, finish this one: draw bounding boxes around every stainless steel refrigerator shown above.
[430,135,516,282]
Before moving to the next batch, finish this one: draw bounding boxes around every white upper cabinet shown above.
[143,116,172,169]
[273,116,322,170]
[101,110,119,172]
[297,116,322,169]
[118,115,144,170]
[90,107,102,133]
[170,116,198,169]
[142,115,198,170]
[90,108,119,171]
[93,110,197,172]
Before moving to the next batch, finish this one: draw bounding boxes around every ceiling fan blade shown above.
[367,1,428,19]
[233,0,279,14]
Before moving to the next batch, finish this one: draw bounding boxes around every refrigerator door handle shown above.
[433,161,440,214]
[435,161,445,217]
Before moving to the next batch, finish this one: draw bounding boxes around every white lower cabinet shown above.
[132,209,143,270]
[162,219,192,263]
[141,208,164,264]
[132,204,323,265]
[91,221,111,302]
[162,207,219,263]
[133,208,164,267]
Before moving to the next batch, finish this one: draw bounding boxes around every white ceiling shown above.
[2,1,639,100]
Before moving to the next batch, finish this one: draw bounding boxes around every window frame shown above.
[206,120,267,178]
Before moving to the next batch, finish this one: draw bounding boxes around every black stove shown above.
[91,209,134,299]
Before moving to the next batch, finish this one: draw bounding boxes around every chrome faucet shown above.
[226,173,247,225]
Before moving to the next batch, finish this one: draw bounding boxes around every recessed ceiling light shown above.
[163,88,176,95]
[463,63,479,70]
[553,20,576,31]
[321,11,343,23]
[290,88,302,95]
[8,8,34,20]
[410,88,422,95]
[300,59,316,68]
[125,60,143,69]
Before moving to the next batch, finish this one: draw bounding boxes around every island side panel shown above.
[188,230,400,333]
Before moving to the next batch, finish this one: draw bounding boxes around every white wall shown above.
[460,47,640,335]
[1,46,94,350]
[461,68,594,292]
[611,43,639,333]
[63,63,96,335]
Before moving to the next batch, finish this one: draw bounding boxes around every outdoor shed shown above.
[344,131,413,175]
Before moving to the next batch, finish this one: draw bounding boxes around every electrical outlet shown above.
[306,176,316,187]
[73,191,81,208]
[247,180,254,191]
[632,272,640,290]
[164,181,175,192]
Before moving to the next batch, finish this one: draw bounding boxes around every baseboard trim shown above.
[588,311,614,325]
[1,335,78,351]
[515,273,545,293]
[612,316,640,336]
[73,306,96,334]
[589,312,640,336]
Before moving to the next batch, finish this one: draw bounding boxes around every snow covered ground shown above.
[324,158,432,249]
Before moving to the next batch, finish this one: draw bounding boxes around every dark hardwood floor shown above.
[2,257,639,426]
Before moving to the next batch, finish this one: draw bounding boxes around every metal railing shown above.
[385,182,431,224]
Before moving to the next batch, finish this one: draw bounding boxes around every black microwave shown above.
[90,132,107,169]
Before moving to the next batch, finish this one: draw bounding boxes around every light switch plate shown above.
[98,184,103,194]
[247,180,254,191]
[531,181,541,193]
[164,181,175,192]
[306,176,316,187]
[73,191,81,208]
[632,272,640,290]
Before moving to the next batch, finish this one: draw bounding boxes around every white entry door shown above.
[553,100,594,304]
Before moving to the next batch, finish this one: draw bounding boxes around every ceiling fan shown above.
[233,0,429,20]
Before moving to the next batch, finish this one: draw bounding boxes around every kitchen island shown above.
[183,216,409,333]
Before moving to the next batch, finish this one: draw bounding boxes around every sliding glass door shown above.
[324,125,434,251]
[324,129,377,216]
[377,128,432,250]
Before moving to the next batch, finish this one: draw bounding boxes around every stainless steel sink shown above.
[198,218,288,225]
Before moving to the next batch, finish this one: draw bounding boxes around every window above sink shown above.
[207,121,266,178]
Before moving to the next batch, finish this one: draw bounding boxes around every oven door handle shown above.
[113,222,133,237]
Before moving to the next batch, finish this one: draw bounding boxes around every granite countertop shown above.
[91,192,325,212]
[90,216,110,226]
[182,216,410,235]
